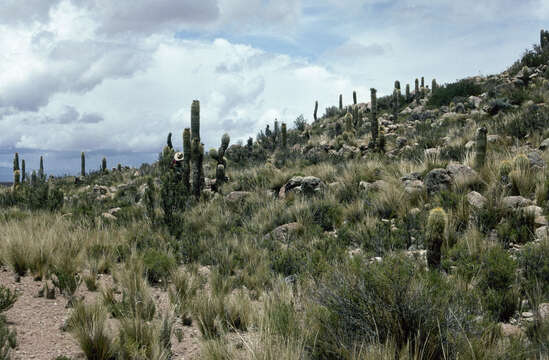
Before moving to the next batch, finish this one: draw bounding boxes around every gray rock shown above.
[279,176,323,198]
[527,151,545,168]
[467,191,487,209]
[265,222,302,242]
[487,135,501,143]
[446,163,479,183]
[502,196,533,209]
[455,102,466,114]
[404,180,425,195]
[424,168,452,194]
[539,138,549,150]
[225,191,252,202]
[524,205,543,217]
[535,226,549,239]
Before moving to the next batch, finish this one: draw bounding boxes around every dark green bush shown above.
[478,247,518,322]
[142,249,176,285]
[0,287,17,313]
[505,105,549,139]
[428,79,482,107]
[496,209,536,247]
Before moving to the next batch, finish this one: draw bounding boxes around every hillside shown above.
[1,31,549,360]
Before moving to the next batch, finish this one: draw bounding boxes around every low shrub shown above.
[428,79,482,107]
[142,249,176,285]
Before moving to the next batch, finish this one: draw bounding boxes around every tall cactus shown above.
[370,88,378,145]
[31,170,37,187]
[39,156,44,180]
[247,137,253,157]
[427,207,447,269]
[216,164,225,191]
[393,80,401,121]
[81,152,86,177]
[13,152,19,173]
[183,128,191,192]
[339,94,343,111]
[406,84,411,102]
[415,79,420,104]
[421,76,425,89]
[191,100,200,141]
[352,105,359,128]
[541,29,549,50]
[313,101,318,122]
[191,138,204,199]
[353,91,357,105]
[474,127,487,169]
[273,120,279,146]
[21,159,26,183]
[13,170,20,188]
[167,132,173,149]
[281,123,287,149]
[431,78,437,91]
[344,110,353,133]
[101,157,107,173]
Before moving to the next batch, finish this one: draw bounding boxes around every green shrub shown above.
[518,239,549,301]
[0,287,17,313]
[505,105,549,139]
[478,247,518,321]
[428,79,482,107]
[496,209,536,247]
[142,249,176,285]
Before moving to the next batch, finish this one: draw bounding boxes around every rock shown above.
[467,191,487,209]
[502,196,533,209]
[101,213,117,220]
[396,136,408,149]
[424,168,452,194]
[360,180,389,192]
[522,311,534,319]
[108,207,122,215]
[446,163,479,184]
[279,176,323,198]
[500,323,523,337]
[539,303,549,320]
[487,135,501,143]
[535,216,548,227]
[469,96,482,109]
[455,102,466,114]
[93,185,109,195]
[404,180,425,195]
[225,191,252,202]
[535,226,549,239]
[539,138,549,150]
[527,151,545,168]
[524,205,543,217]
[265,222,302,242]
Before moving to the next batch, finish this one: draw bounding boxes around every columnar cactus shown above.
[541,29,549,50]
[353,91,357,105]
[212,133,230,169]
[431,79,437,91]
[247,137,253,157]
[393,80,401,121]
[183,128,191,192]
[314,101,318,122]
[377,130,386,153]
[281,123,287,149]
[13,170,20,188]
[352,105,359,128]
[216,164,225,190]
[13,152,19,173]
[421,76,425,88]
[370,88,378,145]
[101,157,107,173]
[167,132,173,149]
[339,94,343,111]
[21,159,26,182]
[406,84,410,101]
[474,127,487,169]
[81,152,86,177]
[31,171,37,187]
[427,207,447,269]
[344,110,353,133]
[191,138,204,199]
[191,100,200,141]
[39,156,44,180]
[274,120,279,146]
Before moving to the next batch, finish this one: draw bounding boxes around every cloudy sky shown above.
[0,0,548,180]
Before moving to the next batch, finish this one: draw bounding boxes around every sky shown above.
[0,0,548,180]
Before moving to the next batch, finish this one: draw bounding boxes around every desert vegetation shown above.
[1,31,549,360]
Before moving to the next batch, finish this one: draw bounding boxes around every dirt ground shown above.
[0,267,201,360]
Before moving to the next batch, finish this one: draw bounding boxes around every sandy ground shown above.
[0,267,201,360]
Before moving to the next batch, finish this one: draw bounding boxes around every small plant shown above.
[142,249,176,285]
[0,287,17,313]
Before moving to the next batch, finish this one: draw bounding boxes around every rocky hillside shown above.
[1,31,549,360]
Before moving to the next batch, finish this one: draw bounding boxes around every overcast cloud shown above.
[0,0,548,179]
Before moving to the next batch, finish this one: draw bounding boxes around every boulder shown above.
[279,176,323,198]
[535,226,549,239]
[424,168,452,194]
[404,180,425,195]
[539,138,549,150]
[93,185,109,195]
[527,151,545,168]
[265,222,302,242]
[499,323,523,337]
[446,163,479,184]
[502,196,533,209]
[467,191,487,209]
[225,191,252,202]
[524,205,543,217]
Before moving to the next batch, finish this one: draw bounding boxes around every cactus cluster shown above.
[474,127,487,169]
[541,29,549,50]
[427,207,447,269]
